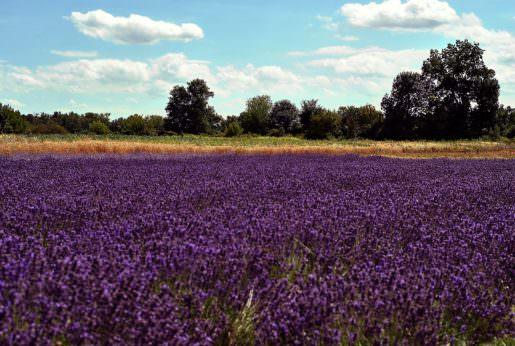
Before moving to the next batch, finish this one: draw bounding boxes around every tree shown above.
[269,100,300,135]
[0,103,27,134]
[224,121,243,137]
[300,99,324,131]
[381,72,429,139]
[305,109,341,139]
[340,105,384,139]
[239,95,273,135]
[165,79,217,134]
[122,115,146,135]
[89,121,110,135]
[421,40,499,138]
[145,115,165,135]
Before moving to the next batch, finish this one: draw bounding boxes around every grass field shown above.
[0,134,514,158]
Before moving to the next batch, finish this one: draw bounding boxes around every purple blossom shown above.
[0,155,513,344]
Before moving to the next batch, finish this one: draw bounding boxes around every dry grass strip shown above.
[1,138,513,158]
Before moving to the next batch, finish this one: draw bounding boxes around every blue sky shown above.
[1,0,514,118]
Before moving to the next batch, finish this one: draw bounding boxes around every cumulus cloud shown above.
[68,9,204,44]
[340,0,459,30]
[215,64,303,97]
[4,53,307,99]
[151,53,214,83]
[307,47,426,77]
[335,0,515,101]
[51,50,98,58]
[9,59,150,93]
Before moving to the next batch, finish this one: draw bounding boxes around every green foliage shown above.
[492,105,515,138]
[224,121,243,137]
[122,115,147,135]
[30,123,68,135]
[143,115,165,136]
[340,105,383,139]
[165,79,218,134]
[89,121,110,135]
[23,111,111,135]
[240,95,273,135]
[269,99,300,134]
[0,103,27,134]
[422,40,499,138]
[300,99,324,130]
[305,109,341,139]
[381,72,427,139]
[228,290,256,346]
[383,40,500,139]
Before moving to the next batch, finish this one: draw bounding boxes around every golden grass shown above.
[0,135,513,158]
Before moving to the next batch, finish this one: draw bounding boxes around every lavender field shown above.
[0,155,514,344]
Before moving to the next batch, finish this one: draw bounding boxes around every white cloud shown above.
[51,50,98,58]
[9,59,150,93]
[4,53,307,100]
[340,0,459,30]
[336,0,515,99]
[151,53,214,83]
[307,47,426,76]
[289,45,363,57]
[68,9,204,44]
[316,15,339,31]
[216,64,303,96]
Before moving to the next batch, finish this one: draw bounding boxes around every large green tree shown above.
[299,99,324,131]
[421,40,499,138]
[239,95,273,135]
[165,79,217,134]
[269,100,300,135]
[382,40,500,139]
[381,72,428,139]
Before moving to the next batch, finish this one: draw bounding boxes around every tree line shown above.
[1,40,514,139]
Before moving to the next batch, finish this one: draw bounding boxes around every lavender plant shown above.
[0,155,513,344]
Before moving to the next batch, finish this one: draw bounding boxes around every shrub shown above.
[89,121,110,135]
[268,128,285,137]
[122,115,146,135]
[340,105,383,139]
[305,110,341,139]
[145,115,165,136]
[224,121,243,137]
[30,123,68,135]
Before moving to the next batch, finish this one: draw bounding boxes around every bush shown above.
[224,122,243,137]
[493,105,515,138]
[122,115,146,135]
[145,115,165,136]
[89,121,110,135]
[30,123,68,135]
[268,128,285,137]
[340,105,383,139]
[305,110,341,139]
